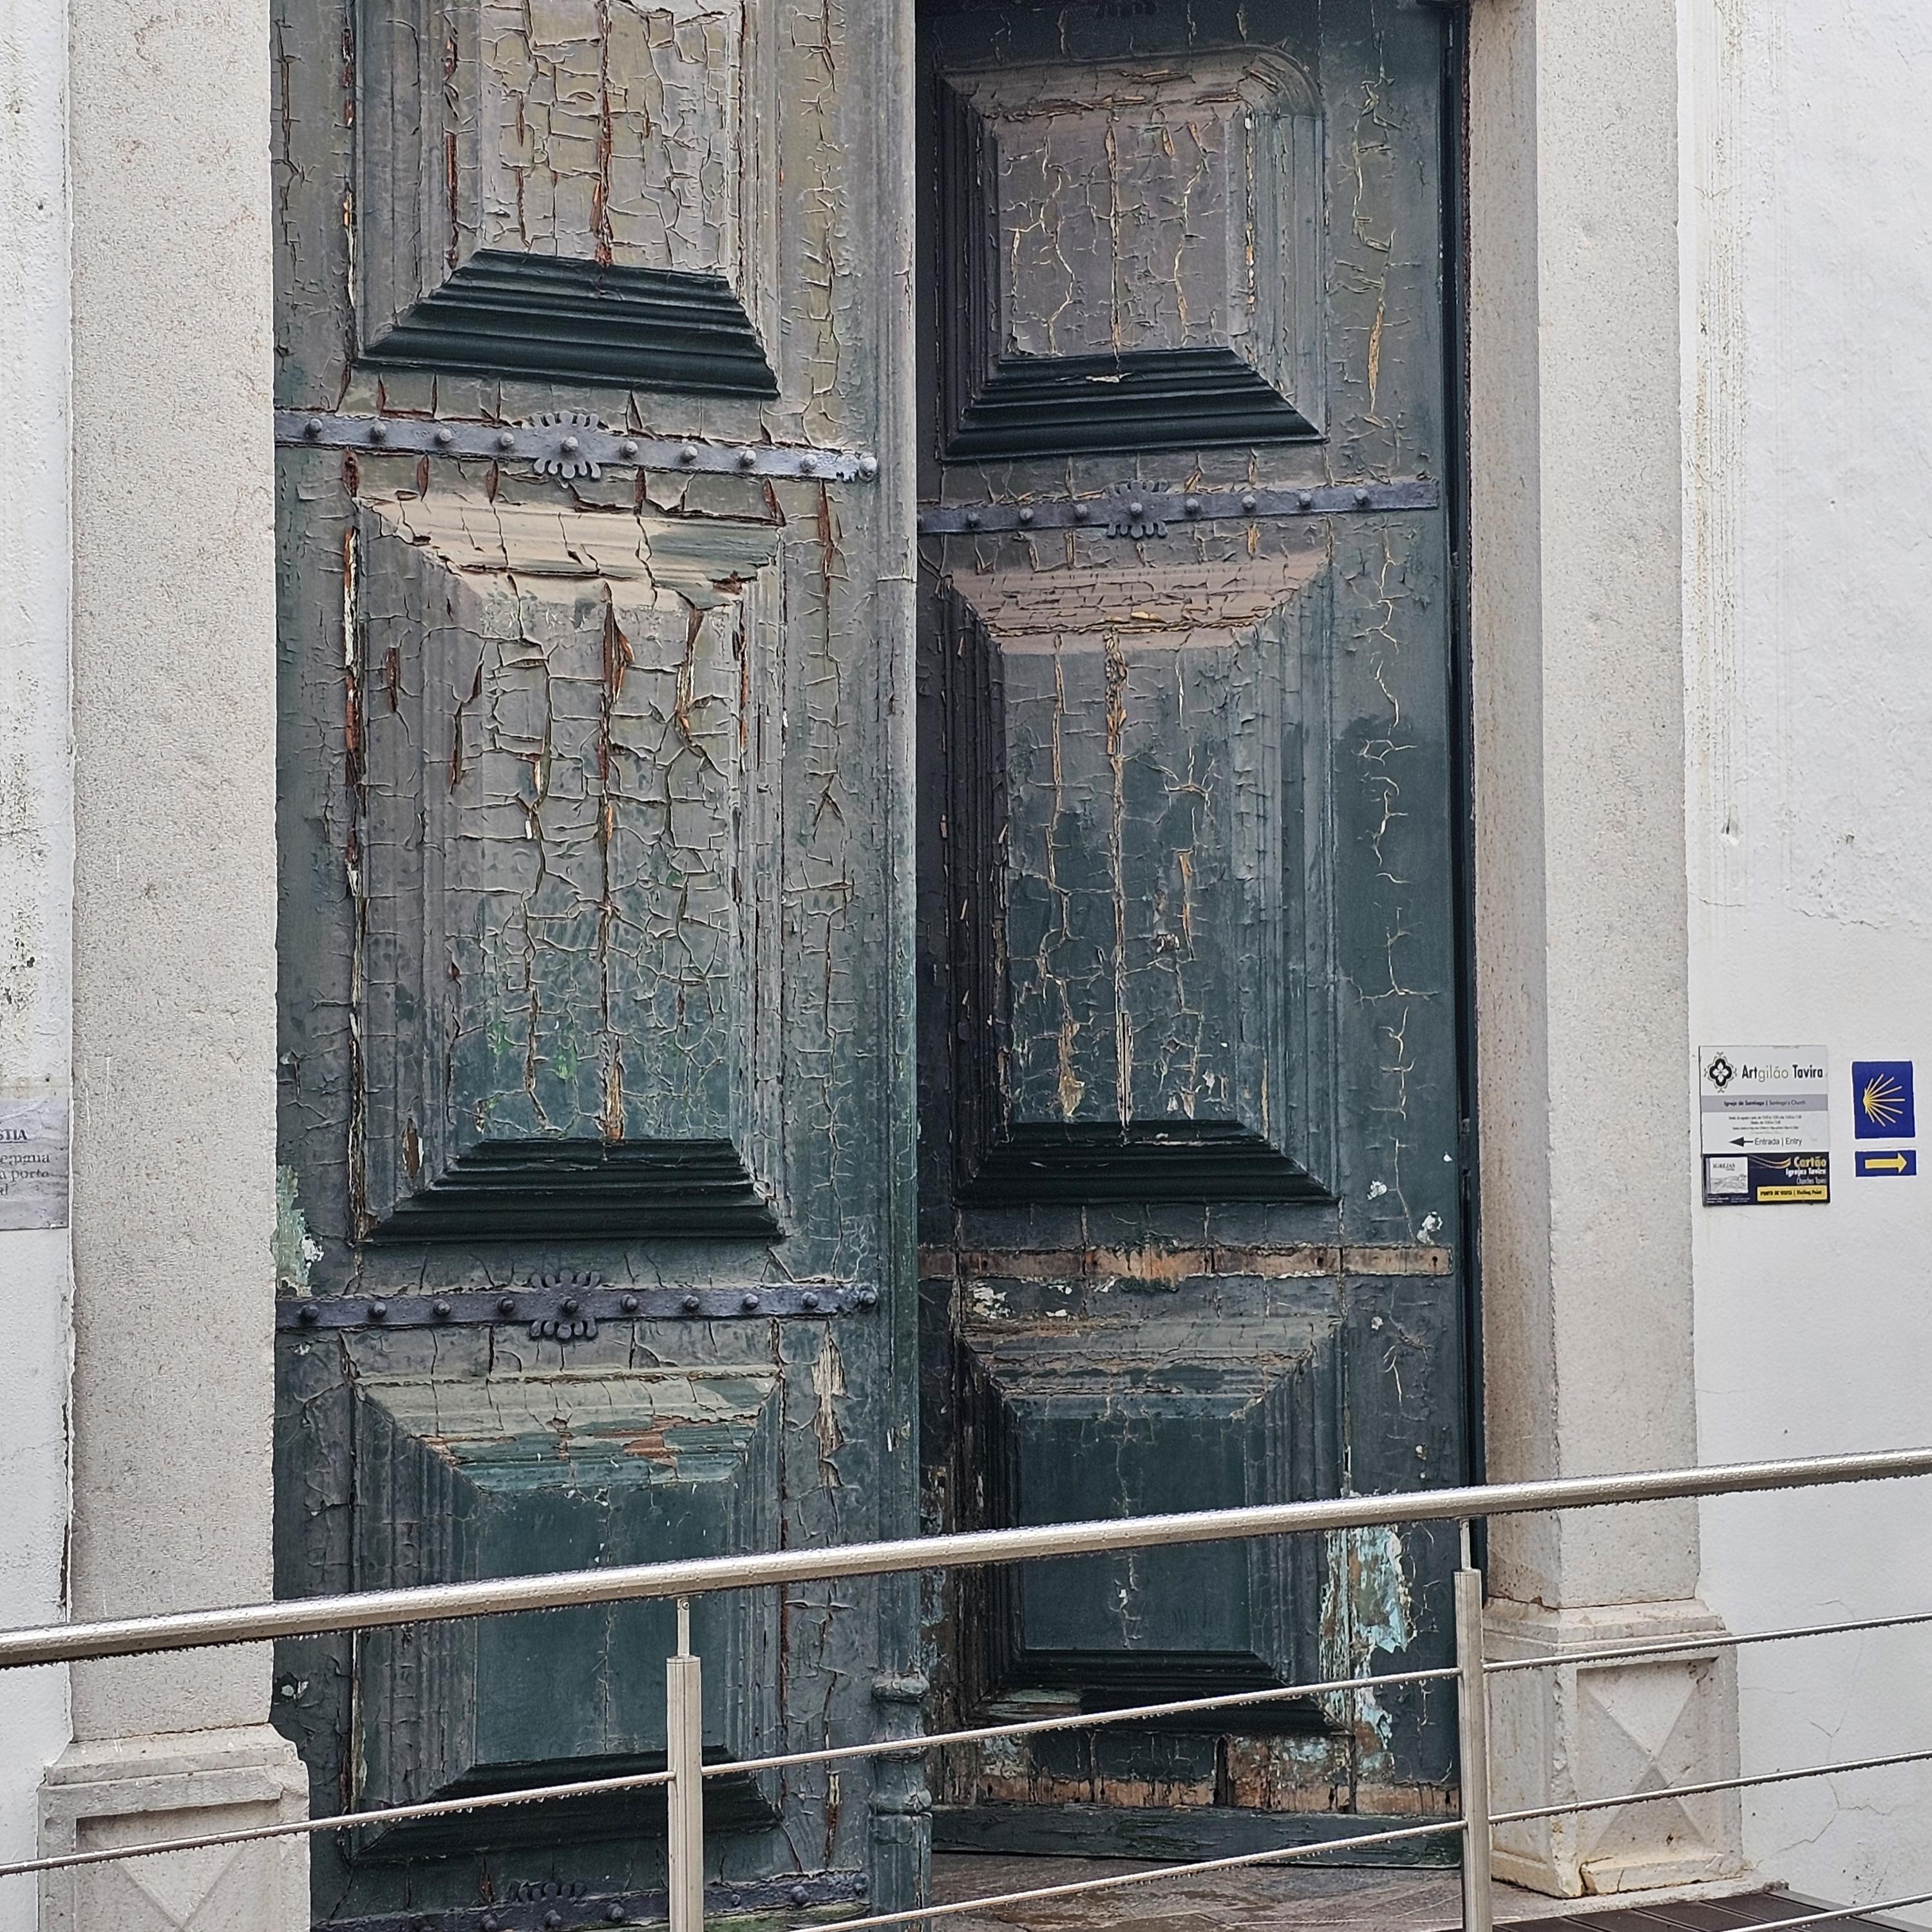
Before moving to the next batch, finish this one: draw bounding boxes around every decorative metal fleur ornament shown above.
[1104,481,1170,540]
[529,410,606,482]
[522,1266,601,1341]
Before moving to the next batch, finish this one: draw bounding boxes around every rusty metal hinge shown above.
[275,409,880,484]
[917,476,1438,538]
[277,1269,878,1335]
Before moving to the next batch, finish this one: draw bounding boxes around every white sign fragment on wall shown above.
[0,1092,70,1231]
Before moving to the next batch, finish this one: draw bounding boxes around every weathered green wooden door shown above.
[269,2,918,1926]
[915,0,1470,1855]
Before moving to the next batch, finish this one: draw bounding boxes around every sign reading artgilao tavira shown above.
[1700,1046,1831,1206]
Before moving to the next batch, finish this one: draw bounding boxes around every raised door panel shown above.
[357,0,777,392]
[936,52,1322,454]
[352,1370,781,1851]
[355,493,784,1236]
[938,533,1337,1200]
[967,1318,1337,1696]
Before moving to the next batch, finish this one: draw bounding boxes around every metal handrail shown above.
[5,1447,1929,1669]
[705,1664,1461,1780]
[4,1768,674,1880]
[0,1660,1457,1882]
[1494,1743,1932,1826]
[5,1447,1930,1932]
[0,1667,1457,1884]
[776,1821,1470,1932]
[1486,1605,1932,1674]
[1723,1897,1932,1932]
[6,1674,1924,1886]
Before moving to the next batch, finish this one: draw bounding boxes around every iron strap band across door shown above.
[276,1272,878,1336]
[917,477,1438,537]
[273,409,880,484]
[326,1870,868,1932]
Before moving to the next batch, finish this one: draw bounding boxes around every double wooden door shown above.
[270,0,1466,1923]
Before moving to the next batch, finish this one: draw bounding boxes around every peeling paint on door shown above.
[916,0,1468,1858]
[272,0,918,1921]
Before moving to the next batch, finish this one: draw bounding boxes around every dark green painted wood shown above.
[933,54,1326,459]
[350,1370,782,1852]
[967,1318,1338,1696]
[933,551,1340,1203]
[368,1140,781,1242]
[363,254,780,398]
[960,1123,1329,1204]
[917,0,1468,1838]
[943,348,1320,460]
[271,0,919,1925]
[929,1804,1457,1864]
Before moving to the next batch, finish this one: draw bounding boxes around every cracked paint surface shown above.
[274,1164,327,1292]
[917,0,1464,1837]
[272,0,914,1916]
[483,0,744,273]
[952,52,1314,397]
[360,0,753,330]
[354,1368,781,1812]
[356,491,780,1217]
[957,551,1323,1139]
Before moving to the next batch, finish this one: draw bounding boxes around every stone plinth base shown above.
[40,1725,308,1931]
[1486,1597,1747,1897]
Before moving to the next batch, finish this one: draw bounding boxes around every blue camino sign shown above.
[1852,1061,1915,1141]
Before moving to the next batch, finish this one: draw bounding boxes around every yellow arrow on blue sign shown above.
[1855,1149,1917,1177]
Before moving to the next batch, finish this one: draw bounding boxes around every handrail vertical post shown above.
[1455,1525,1493,1932]
[668,1596,706,1932]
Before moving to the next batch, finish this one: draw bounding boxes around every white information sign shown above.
[1698,1046,1831,1206]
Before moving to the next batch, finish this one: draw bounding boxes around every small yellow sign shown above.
[1757,1183,1831,1202]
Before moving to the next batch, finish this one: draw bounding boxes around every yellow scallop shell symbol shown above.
[1861,1071,1906,1130]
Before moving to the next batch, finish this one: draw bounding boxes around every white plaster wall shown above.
[0,0,72,1917]
[1685,0,1932,1908]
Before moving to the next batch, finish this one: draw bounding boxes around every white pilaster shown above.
[1486,1602,1741,1893]
[45,0,307,1924]
[0,0,77,1920]
[1467,0,1745,1895]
